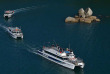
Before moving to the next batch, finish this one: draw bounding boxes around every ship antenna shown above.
[69,43,70,50]
[53,40,57,47]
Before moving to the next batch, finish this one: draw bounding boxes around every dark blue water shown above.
[0,0,110,74]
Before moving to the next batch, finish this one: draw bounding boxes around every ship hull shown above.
[33,50,75,70]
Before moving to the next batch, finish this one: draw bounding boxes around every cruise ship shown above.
[4,10,14,18]
[6,27,23,39]
[33,45,85,70]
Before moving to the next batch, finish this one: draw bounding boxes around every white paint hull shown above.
[33,50,76,70]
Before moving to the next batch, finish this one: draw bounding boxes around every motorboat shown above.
[4,10,14,18]
[6,27,23,39]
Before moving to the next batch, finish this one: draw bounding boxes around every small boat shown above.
[4,10,14,18]
[6,27,23,39]
[33,45,85,70]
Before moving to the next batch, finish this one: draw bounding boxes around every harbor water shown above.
[0,0,110,74]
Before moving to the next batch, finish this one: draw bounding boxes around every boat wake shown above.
[0,24,7,31]
[0,24,9,37]
[17,41,41,54]
[13,5,46,14]
[23,43,38,53]
[0,24,40,54]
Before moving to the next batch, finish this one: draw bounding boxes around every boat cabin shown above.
[8,27,22,33]
[5,10,14,14]
[43,46,75,60]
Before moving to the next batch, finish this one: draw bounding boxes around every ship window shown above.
[18,31,22,33]
[57,56,63,60]
[45,51,56,57]
[63,58,68,60]
[44,51,64,60]
[5,13,9,14]
[12,32,16,33]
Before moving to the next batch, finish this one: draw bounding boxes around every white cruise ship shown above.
[33,45,85,70]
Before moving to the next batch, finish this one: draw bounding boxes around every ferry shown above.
[33,45,85,70]
[6,27,23,39]
[4,10,14,18]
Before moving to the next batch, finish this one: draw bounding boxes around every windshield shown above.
[12,31,22,33]
[5,13,12,14]
[63,58,68,60]
[5,11,13,14]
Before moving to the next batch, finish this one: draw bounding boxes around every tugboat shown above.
[6,27,23,39]
[4,10,14,18]
[33,45,85,70]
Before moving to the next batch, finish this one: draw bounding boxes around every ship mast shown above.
[69,43,70,50]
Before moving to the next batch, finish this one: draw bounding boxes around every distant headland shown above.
[65,7,100,24]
